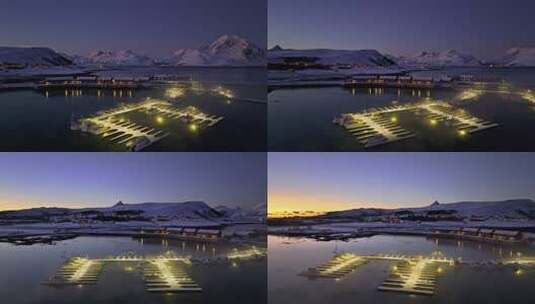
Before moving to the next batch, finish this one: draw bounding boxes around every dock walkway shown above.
[44,254,201,293]
[334,100,498,148]
[72,98,223,151]
[301,253,454,296]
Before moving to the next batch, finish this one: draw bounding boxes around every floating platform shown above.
[300,253,367,279]
[378,258,444,296]
[143,259,201,293]
[302,253,454,296]
[45,257,104,286]
[44,254,201,294]
[334,100,498,148]
[227,247,266,261]
[503,256,535,266]
[71,98,223,151]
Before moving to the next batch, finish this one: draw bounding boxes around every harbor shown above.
[45,254,200,293]
[300,250,535,296]
[333,100,498,148]
[269,234,535,303]
[41,246,266,294]
[0,67,266,151]
[71,98,223,151]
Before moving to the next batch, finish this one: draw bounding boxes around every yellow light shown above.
[437,267,443,273]
[156,116,164,124]
[459,130,467,136]
[189,124,198,132]
[124,266,133,272]
[515,268,524,276]
[430,119,437,125]
[165,87,185,99]
[390,117,397,123]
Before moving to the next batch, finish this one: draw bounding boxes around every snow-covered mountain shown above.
[79,50,155,66]
[215,203,266,223]
[317,199,535,222]
[0,47,72,66]
[395,50,481,67]
[0,201,269,224]
[101,201,222,220]
[268,46,396,67]
[498,47,535,67]
[170,35,266,66]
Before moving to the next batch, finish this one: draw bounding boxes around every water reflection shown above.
[269,235,535,304]
[0,236,266,304]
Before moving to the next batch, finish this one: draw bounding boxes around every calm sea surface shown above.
[0,236,266,304]
[0,67,266,151]
[269,235,535,304]
[268,68,535,151]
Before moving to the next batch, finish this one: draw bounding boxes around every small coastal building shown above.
[379,76,397,81]
[44,76,75,85]
[478,228,494,238]
[98,77,113,83]
[431,228,460,237]
[197,229,222,240]
[412,77,434,86]
[493,230,522,241]
[183,228,197,236]
[77,76,97,83]
[461,227,479,236]
[113,76,135,85]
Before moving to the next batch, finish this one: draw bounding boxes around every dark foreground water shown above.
[0,67,266,151]
[269,235,535,304]
[0,236,266,304]
[268,68,535,151]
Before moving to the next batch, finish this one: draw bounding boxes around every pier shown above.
[300,253,367,279]
[343,75,453,90]
[227,246,266,261]
[71,98,223,151]
[143,259,201,293]
[45,257,104,286]
[301,253,454,296]
[378,258,444,295]
[334,100,498,148]
[37,76,142,90]
[45,254,201,293]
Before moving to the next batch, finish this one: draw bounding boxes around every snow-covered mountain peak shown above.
[397,50,481,67]
[205,35,249,53]
[269,45,284,52]
[83,49,154,66]
[430,201,441,207]
[0,47,73,66]
[171,34,266,66]
[499,47,535,66]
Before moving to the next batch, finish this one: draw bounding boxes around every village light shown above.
[165,87,185,99]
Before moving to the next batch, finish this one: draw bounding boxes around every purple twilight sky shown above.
[0,153,266,211]
[0,0,267,56]
[269,0,535,60]
[269,153,535,212]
